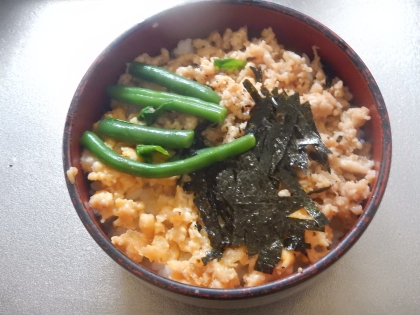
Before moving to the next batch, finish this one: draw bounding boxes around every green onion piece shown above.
[138,103,169,125]
[136,145,170,163]
[214,58,247,71]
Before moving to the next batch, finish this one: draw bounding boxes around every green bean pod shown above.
[128,62,221,104]
[108,85,220,108]
[80,131,256,178]
[96,118,194,149]
[108,85,227,124]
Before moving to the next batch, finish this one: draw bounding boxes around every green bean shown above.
[137,105,168,125]
[108,85,227,124]
[109,85,221,109]
[80,131,256,178]
[96,118,194,149]
[136,145,170,164]
[128,62,221,104]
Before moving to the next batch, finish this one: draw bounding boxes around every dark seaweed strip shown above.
[254,239,283,274]
[237,152,277,195]
[250,66,263,83]
[247,98,276,130]
[243,79,261,103]
[190,172,229,248]
[286,218,325,232]
[284,134,309,174]
[307,184,333,195]
[186,165,238,266]
[261,85,270,98]
[276,169,330,226]
[216,153,282,257]
[299,102,317,132]
[201,161,238,235]
[295,114,330,170]
[245,89,297,174]
[298,101,331,170]
[201,249,223,264]
[238,204,276,256]
[274,91,330,171]
[214,191,235,235]
[277,196,306,215]
[274,92,297,127]
[267,107,297,174]
[220,154,298,273]
[214,168,243,246]
[229,194,282,206]
[258,122,280,174]
[245,97,277,162]
[275,91,300,111]
[244,80,277,132]
[270,123,293,174]
[248,122,268,159]
[283,230,311,253]
[277,92,312,173]
[217,169,269,251]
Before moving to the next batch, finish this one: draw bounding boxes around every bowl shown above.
[63,0,392,308]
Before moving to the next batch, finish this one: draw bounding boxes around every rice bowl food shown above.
[77,26,375,289]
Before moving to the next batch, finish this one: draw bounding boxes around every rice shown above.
[79,27,375,288]
[66,166,78,184]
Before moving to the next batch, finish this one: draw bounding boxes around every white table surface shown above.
[0,0,418,314]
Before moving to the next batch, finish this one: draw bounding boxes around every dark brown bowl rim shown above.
[63,0,392,301]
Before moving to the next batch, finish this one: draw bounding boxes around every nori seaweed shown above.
[250,66,263,83]
[307,184,333,195]
[183,80,331,274]
[276,92,331,171]
[274,168,330,227]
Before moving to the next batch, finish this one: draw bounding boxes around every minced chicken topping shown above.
[66,166,78,184]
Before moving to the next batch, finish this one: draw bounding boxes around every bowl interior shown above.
[63,0,391,303]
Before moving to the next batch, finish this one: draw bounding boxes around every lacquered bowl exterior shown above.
[63,0,391,308]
